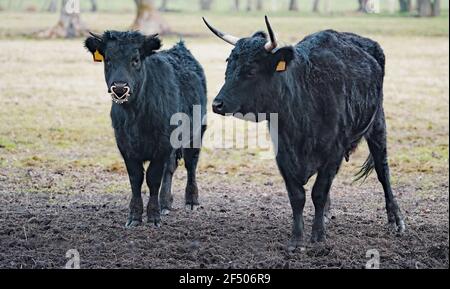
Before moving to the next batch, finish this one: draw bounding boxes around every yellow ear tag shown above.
[93,50,103,62]
[276,60,286,72]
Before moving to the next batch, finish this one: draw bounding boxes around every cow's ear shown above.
[271,46,295,73]
[141,35,162,58]
[84,36,105,62]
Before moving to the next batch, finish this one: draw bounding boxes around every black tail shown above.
[354,154,375,183]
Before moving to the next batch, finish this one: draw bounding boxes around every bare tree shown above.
[358,0,369,12]
[432,0,441,16]
[132,0,170,35]
[90,0,97,12]
[289,0,299,11]
[323,0,331,13]
[312,0,320,12]
[160,0,169,11]
[232,0,240,11]
[38,0,87,38]
[256,0,264,10]
[246,0,253,11]
[43,0,57,12]
[399,0,412,12]
[200,0,214,10]
[417,0,440,16]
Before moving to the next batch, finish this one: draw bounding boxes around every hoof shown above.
[161,209,171,216]
[185,204,199,211]
[125,219,142,228]
[388,219,406,234]
[324,212,334,224]
[148,218,161,228]
[311,230,326,243]
[287,236,304,252]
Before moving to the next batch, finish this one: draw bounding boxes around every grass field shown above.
[0,9,448,268]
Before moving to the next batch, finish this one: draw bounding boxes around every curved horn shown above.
[264,16,278,52]
[89,31,103,41]
[202,17,239,46]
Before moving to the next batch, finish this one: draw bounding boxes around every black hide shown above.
[85,31,207,227]
[212,28,405,247]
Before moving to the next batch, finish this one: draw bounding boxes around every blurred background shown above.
[0,0,448,268]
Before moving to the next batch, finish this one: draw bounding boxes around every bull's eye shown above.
[131,57,140,67]
[246,68,257,78]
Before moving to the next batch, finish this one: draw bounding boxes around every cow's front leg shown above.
[277,153,306,251]
[146,159,165,227]
[124,158,145,228]
[285,180,306,251]
[311,167,338,243]
[287,184,306,251]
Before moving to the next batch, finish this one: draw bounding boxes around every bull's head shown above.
[203,16,294,121]
[85,31,161,104]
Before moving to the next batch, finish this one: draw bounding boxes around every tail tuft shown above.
[354,154,375,183]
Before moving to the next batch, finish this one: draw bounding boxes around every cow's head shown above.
[204,16,294,120]
[85,31,161,104]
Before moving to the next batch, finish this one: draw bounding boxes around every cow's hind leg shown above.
[159,151,178,215]
[146,160,165,227]
[124,159,144,228]
[183,148,201,211]
[311,165,339,243]
[366,111,405,233]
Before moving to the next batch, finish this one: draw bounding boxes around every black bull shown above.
[85,31,207,227]
[204,16,405,249]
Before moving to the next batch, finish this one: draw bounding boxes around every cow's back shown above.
[294,30,385,151]
[165,42,207,118]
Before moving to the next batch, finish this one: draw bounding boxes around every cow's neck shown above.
[271,67,307,130]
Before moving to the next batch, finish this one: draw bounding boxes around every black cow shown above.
[85,31,207,227]
[203,17,405,250]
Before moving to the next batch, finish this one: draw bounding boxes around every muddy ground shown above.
[0,10,448,270]
[0,166,448,269]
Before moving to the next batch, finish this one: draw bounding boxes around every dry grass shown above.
[0,11,448,269]
[0,12,447,191]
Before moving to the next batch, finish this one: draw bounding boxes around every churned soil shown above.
[0,167,448,269]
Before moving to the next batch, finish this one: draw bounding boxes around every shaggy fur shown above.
[85,31,207,227]
[212,29,405,247]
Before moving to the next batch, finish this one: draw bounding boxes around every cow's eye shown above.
[131,57,140,67]
[247,68,257,78]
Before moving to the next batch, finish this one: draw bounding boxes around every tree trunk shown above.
[256,0,263,10]
[200,0,214,10]
[432,0,440,16]
[132,0,170,35]
[358,0,369,12]
[160,0,169,11]
[399,0,412,12]
[37,0,87,38]
[312,0,320,12]
[323,0,331,13]
[246,0,253,11]
[90,0,97,12]
[232,0,240,11]
[289,0,299,11]
[45,0,57,12]
[417,0,432,16]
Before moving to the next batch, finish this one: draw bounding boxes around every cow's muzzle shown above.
[111,82,131,104]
